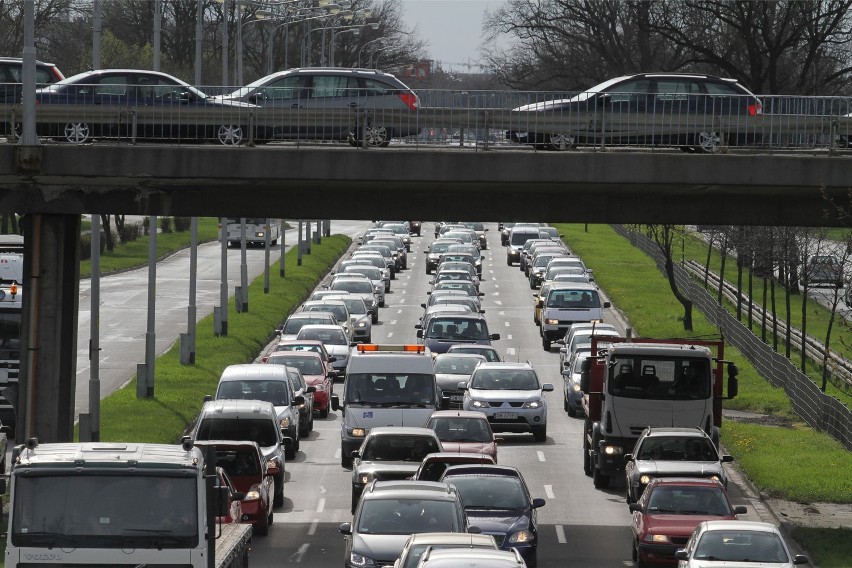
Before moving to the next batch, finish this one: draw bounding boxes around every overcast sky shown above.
[399,0,509,71]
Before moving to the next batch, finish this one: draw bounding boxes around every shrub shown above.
[159,217,172,234]
[173,217,191,232]
[119,223,142,243]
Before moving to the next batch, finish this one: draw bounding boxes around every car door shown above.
[81,73,133,139]
[598,77,651,143]
[303,73,360,139]
[135,74,187,140]
[650,78,701,145]
[252,74,310,139]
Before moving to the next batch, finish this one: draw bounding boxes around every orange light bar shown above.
[9,283,17,297]
[356,344,426,353]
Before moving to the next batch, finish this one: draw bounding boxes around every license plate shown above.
[494,412,517,420]
[450,395,463,402]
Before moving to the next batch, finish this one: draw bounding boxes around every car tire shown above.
[255,519,269,536]
[567,405,577,418]
[319,405,329,419]
[426,267,432,275]
[583,437,592,477]
[532,425,547,442]
[351,125,391,147]
[506,257,512,266]
[309,411,314,431]
[379,300,385,307]
[371,313,379,324]
[547,133,577,151]
[529,280,536,289]
[64,122,91,144]
[216,124,244,145]
[351,493,359,514]
[593,466,610,489]
[342,453,353,468]
[274,482,284,508]
[695,130,722,153]
[541,336,550,351]
[285,442,296,461]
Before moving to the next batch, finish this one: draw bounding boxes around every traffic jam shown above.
[182,220,800,568]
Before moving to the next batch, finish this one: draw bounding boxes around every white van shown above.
[330,344,438,468]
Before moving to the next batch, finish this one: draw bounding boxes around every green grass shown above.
[790,527,852,567]
[85,235,351,443]
[79,218,221,278]
[555,223,849,498]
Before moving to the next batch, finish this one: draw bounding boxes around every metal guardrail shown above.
[682,259,852,389]
[4,87,852,150]
[615,224,852,450]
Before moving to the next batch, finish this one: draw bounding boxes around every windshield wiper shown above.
[18,532,79,547]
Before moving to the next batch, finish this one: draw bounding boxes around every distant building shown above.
[395,61,432,81]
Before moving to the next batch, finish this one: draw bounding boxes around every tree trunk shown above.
[114,215,126,242]
[748,261,754,331]
[801,281,809,373]
[717,242,727,304]
[770,277,778,351]
[664,255,693,331]
[761,278,768,342]
[704,233,714,288]
[101,214,114,251]
[736,255,744,320]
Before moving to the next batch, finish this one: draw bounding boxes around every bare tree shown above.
[639,224,693,331]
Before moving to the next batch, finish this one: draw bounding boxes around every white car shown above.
[675,520,809,567]
[417,547,527,568]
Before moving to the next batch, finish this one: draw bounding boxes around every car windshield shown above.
[305,304,347,322]
[331,280,373,294]
[297,327,348,345]
[694,530,789,563]
[337,298,367,315]
[196,417,279,447]
[429,243,453,254]
[427,318,488,340]
[282,317,328,334]
[545,289,601,308]
[609,357,712,400]
[433,282,477,296]
[646,486,732,516]
[267,354,323,375]
[346,267,381,280]
[429,417,492,443]
[446,475,527,509]
[470,369,539,390]
[361,435,441,462]
[345,373,436,406]
[216,380,292,406]
[449,347,500,362]
[637,436,718,461]
[434,356,482,374]
[357,498,459,534]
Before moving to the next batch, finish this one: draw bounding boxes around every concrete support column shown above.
[17,214,81,442]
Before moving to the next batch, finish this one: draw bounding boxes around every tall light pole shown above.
[330,22,376,67]
[195,0,203,85]
[222,0,229,86]
[153,0,162,71]
[357,36,387,68]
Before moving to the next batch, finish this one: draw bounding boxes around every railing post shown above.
[247,111,255,147]
[131,108,137,145]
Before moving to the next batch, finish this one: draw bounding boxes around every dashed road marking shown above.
[387,332,394,338]
[308,519,318,536]
[545,485,555,499]
[494,300,503,305]
[537,451,545,462]
[290,543,309,562]
[397,310,403,314]
[317,498,325,513]
[499,311,506,316]
[507,334,513,340]
[391,320,397,325]
[556,524,567,544]
[505,321,510,327]
[506,347,516,356]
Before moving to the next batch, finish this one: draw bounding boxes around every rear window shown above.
[546,289,601,308]
[267,355,323,375]
[216,379,292,406]
[216,449,262,477]
[357,498,459,534]
[511,231,540,246]
[196,417,278,447]
[331,280,373,294]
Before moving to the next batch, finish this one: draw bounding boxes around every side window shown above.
[311,75,358,98]
[654,79,690,102]
[6,65,22,82]
[259,75,308,100]
[150,78,185,100]
[605,78,650,103]
[95,75,127,96]
[362,78,395,96]
[703,81,741,96]
[35,68,53,84]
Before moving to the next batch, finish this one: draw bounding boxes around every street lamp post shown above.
[369,43,395,69]
[357,36,387,68]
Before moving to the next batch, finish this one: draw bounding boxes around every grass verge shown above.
[790,527,852,567]
[88,235,350,443]
[79,218,221,278]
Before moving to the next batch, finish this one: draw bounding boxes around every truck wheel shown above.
[541,336,550,351]
[532,425,547,442]
[593,467,610,489]
[506,257,512,266]
[255,519,269,536]
[583,436,592,476]
[567,405,577,418]
[342,453,353,468]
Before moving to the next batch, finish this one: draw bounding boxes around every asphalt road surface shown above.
[246,223,771,568]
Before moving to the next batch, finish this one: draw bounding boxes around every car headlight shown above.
[351,428,367,437]
[470,400,490,408]
[639,474,651,485]
[522,400,542,409]
[349,552,377,567]
[572,383,582,392]
[644,534,671,544]
[337,355,348,362]
[279,417,290,429]
[244,489,262,500]
[534,271,543,277]
[357,322,367,328]
[356,473,373,485]
[710,474,721,482]
[603,445,623,455]
[314,383,327,392]
[375,285,382,293]
[508,530,534,543]
[545,319,559,325]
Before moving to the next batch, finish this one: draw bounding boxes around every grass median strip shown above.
[555,223,851,565]
[87,235,350,444]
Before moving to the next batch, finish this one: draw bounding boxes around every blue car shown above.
[440,464,545,567]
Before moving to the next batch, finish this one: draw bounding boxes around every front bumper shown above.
[507,248,521,262]
[474,406,547,432]
[635,541,680,565]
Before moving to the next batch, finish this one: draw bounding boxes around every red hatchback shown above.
[629,477,746,567]
[267,350,334,418]
[197,441,277,536]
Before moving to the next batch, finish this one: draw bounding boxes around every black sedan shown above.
[508,72,763,153]
[440,464,545,567]
[34,69,256,145]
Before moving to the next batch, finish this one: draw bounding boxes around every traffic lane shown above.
[73,220,370,418]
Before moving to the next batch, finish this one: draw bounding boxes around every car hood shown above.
[468,388,541,401]
[436,374,471,390]
[439,441,497,458]
[644,513,736,536]
[273,406,295,421]
[301,373,325,386]
[260,444,282,463]
[464,508,530,536]
[351,533,412,563]
[633,460,725,478]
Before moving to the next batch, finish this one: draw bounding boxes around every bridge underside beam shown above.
[0,146,849,226]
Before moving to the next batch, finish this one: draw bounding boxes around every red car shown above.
[426,410,498,463]
[629,477,746,567]
[197,441,276,536]
[267,350,333,418]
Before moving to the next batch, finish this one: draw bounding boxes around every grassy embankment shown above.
[554,223,851,568]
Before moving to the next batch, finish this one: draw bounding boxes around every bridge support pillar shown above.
[17,214,81,442]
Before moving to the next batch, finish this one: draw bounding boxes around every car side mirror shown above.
[339,522,352,535]
[793,555,809,565]
[733,506,747,515]
[490,334,500,340]
[306,386,316,393]
[351,450,360,460]
[628,503,643,513]
[415,323,422,329]
[417,329,423,338]
[479,309,485,314]
[721,454,734,463]
[603,301,611,308]
[421,303,427,308]
[350,342,357,347]
[531,498,546,509]
[457,381,468,391]
[542,383,554,392]
[329,356,337,363]
[479,292,485,297]
[293,395,305,406]
[674,550,688,561]
[624,453,633,462]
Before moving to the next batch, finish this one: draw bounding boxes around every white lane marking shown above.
[505,321,510,327]
[317,498,326,513]
[499,311,506,316]
[494,284,499,288]
[391,320,397,325]
[489,269,494,274]
[556,524,567,544]
[537,451,545,462]
[494,300,503,305]
[507,334,513,340]
[545,485,555,499]
[506,347,516,356]
[399,298,406,304]
[308,519,318,536]
[335,448,341,459]
[397,310,403,314]
[387,332,394,338]
[493,292,500,296]
[290,543,310,563]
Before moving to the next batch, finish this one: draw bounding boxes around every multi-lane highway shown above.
[244,223,774,568]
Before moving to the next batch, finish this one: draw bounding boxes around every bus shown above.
[225,218,281,247]
[0,234,23,429]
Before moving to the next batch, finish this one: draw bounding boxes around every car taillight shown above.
[748,101,762,116]
[398,92,419,111]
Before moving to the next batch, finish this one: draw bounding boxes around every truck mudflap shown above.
[216,523,252,568]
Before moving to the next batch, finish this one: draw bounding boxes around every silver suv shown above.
[461,362,553,442]
[216,67,420,146]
